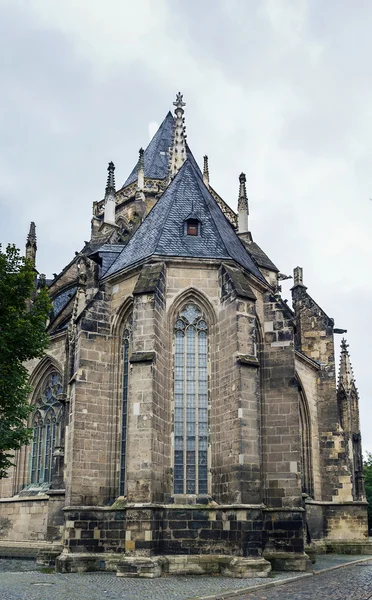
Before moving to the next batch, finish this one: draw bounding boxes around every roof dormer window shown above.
[184,213,201,237]
[186,219,199,236]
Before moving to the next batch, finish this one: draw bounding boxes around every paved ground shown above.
[0,556,371,600]
[234,560,372,600]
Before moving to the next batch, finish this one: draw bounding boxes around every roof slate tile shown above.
[104,158,265,281]
[122,112,174,187]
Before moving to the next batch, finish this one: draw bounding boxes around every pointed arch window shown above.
[30,372,63,485]
[173,302,209,495]
[299,387,314,498]
[120,322,132,496]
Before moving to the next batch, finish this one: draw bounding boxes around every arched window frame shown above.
[29,372,63,486]
[173,302,210,496]
[119,320,132,496]
[298,381,314,498]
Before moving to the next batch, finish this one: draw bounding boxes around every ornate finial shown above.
[104,161,116,225]
[137,148,145,191]
[338,338,357,394]
[341,338,349,353]
[173,92,186,109]
[203,155,210,187]
[239,173,247,200]
[237,173,249,234]
[135,148,146,218]
[138,148,144,169]
[106,161,116,192]
[39,273,46,288]
[169,92,187,180]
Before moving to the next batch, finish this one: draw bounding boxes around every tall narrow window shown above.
[30,372,63,485]
[174,303,209,495]
[120,325,131,496]
[299,388,313,498]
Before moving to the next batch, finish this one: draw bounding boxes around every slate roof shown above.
[103,158,265,281]
[241,238,279,272]
[122,112,174,187]
[51,285,77,319]
[89,243,124,276]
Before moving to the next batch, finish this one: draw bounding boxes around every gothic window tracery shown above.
[30,372,63,485]
[173,302,209,495]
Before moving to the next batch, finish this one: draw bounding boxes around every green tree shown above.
[0,244,51,478]
[364,451,372,530]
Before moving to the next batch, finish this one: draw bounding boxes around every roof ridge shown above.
[153,163,186,254]
[188,159,265,282]
[122,111,175,187]
[102,155,265,281]
[188,159,230,258]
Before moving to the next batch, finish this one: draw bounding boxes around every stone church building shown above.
[0,94,369,577]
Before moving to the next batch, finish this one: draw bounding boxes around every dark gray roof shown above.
[222,264,257,300]
[89,243,124,276]
[241,238,279,272]
[51,285,77,319]
[104,158,265,281]
[122,112,174,187]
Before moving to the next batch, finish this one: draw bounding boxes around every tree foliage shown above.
[364,451,372,530]
[0,244,51,478]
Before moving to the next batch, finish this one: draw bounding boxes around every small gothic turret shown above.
[338,339,357,396]
[104,161,116,225]
[137,148,145,191]
[237,173,249,234]
[135,148,146,221]
[293,266,306,288]
[25,221,37,266]
[169,92,187,180]
[337,339,364,499]
[203,155,210,187]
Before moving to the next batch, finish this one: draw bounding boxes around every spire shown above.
[137,148,145,191]
[27,222,36,245]
[135,148,146,221]
[338,338,356,393]
[337,338,361,437]
[106,161,115,192]
[104,161,116,225]
[169,92,187,180]
[203,155,210,187]
[237,173,249,234]
[25,221,37,265]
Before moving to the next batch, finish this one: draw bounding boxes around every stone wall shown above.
[291,281,354,503]
[66,287,112,506]
[306,501,368,544]
[261,292,302,508]
[295,354,322,499]
[62,504,266,558]
[0,497,49,542]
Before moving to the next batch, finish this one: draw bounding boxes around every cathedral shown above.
[0,94,369,577]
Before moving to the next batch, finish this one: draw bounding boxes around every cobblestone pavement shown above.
[235,560,372,600]
[0,557,370,600]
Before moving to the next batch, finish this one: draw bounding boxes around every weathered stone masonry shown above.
[0,94,368,574]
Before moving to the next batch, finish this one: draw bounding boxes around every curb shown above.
[194,556,372,600]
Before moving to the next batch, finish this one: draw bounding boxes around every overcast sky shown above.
[1,0,371,451]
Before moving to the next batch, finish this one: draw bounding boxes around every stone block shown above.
[117,557,165,578]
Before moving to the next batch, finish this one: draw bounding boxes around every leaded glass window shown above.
[120,324,132,496]
[30,372,63,485]
[174,303,209,495]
